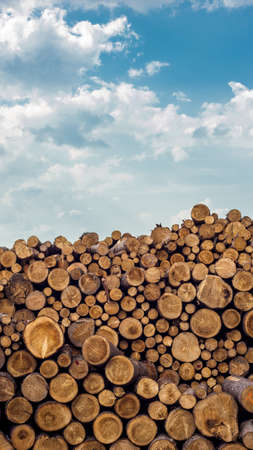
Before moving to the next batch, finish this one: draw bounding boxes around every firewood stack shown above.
[0,204,252,449]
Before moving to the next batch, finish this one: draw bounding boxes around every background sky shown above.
[1,0,253,246]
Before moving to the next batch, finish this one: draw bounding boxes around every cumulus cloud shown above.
[128,60,170,78]
[172,90,191,103]
[0,7,135,95]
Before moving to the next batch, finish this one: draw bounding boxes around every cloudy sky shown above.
[1,0,253,246]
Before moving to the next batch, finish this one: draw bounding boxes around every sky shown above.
[1,0,253,246]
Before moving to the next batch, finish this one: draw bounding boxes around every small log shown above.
[136,377,159,399]
[222,376,253,413]
[5,274,33,304]
[63,421,86,446]
[148,435,177,449]
[240,420,253,450]
[93,412,123,445]
[229,357,250,377]
[106,355,156,385]
[193,392,239,442]
[96,325,119,347]
[71,393,100,423]
[222,309,241,329]
[98,389,116,407]
[61,285,82,308]
[158,293,182,319]
[6,396,33,424]
[114,393,140,419]
[126,415,158,447]
[182,434,214,449]
[21,373,48,402]
[110,438,140,449]
[33,434,68,449]
[148,401,168,421]
[119,318,143,340]
[168,262,190,287]
[39,359,58,379]
[7,350,36,377]
[23,316,64,359]
[0,372,15,401]
[82,335,121,366]
[49,373,78,403]
[25,291,46,311]
[172,332,201,362]
[47,268,70,291]
[69,354,89,380]
[35,401,72,431]
[27,261,48,284]
[243,310,253,338]
[232,271,253,292]
[83,373,105,394]
[190,308,221,338]
[218,444,247,450]
[158,382,181,405]
[179,388,197,410]
[197,275,232,308]
[191,204,210,222]
[68,318,95,347]
[10,424,35,450]
[165,408,195,441]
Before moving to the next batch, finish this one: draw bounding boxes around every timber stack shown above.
[0,204,252,448]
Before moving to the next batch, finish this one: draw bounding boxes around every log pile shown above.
[0,204,252,448]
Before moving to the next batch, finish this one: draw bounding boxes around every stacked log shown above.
[0,204,252,448]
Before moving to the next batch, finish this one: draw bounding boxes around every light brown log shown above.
[96,325,119,347]
[35,401,71,431]
[136,377,158,399]
[232,271,253,291]
[148,435,177,450]
[165,408,195,441]
[82,335,121,366]
[240,420,253,450]
[0,372,15,401]
[68,318,95,347]
[182,434,214,449]
[158,293,182,319]
[71,393,100,423]
[49,372,78,403]
[79,273,101,295]
[169,262,190,287]
[47,268,70,291]
[24,316,64,358]
[179,363,195,381]
[110,438,140,449]
[33,434,68,449]
[6,396,33,424]
[7,350,36,377]
[229,357,249,377]
[197,275,233,308]
[233,292,253,311]
[114,393,140,419]
[63,421,86,446]
[193,392,238,441]
[121,267,145,288]
[61,285,82,308]
[158,382,181,405]
[0,432,13,449]
[192,263,208,281]
[243,310,253,338]
[98,389,116,407]
[215,258,236,279]
[222,376,253,413]
[83,372,105,394]
[93,412,123,445]
[27,261,48,284]
[172,332,200,362]
[119,317,143,340]
[177,283,196,302]
[218,445,246,450]
[39,359,58,379]
[10,424,35,449]
[190,308,221,338]
[179,388,197,409]
[106,355,156,385]
[69,354,89,380]
[25,291,46,311]
[147,401,168,421]
[21,373,48,402]
[222,309,241,329]
[127,415,158,447]
[5,274,33,304]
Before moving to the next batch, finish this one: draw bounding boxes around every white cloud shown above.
[128,60,170,79]
[146,61,170,76]
[172,90,191,103]
[128,68,144,78]
[171,146,188,162]
[0,7,135,95]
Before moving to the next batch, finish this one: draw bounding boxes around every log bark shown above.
[222,376,253,413]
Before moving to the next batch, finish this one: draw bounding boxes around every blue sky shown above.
[0,0,253,246]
